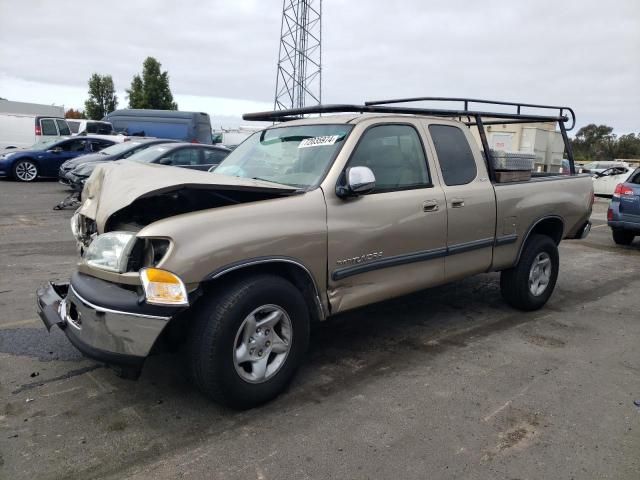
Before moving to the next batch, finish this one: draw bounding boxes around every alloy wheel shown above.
[233,304,293,383]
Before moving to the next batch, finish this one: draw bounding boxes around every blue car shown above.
[607,167,640,245]
[0,136,116,182]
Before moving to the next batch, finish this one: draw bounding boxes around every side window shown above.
[348,124,430,192]
[41,119,57,136]
[429,125,477,186]
[60,139,87,152]
[67,121,80,134]
[203,149,228,164]
[166,148,200,165]
[90,140,113,152]
[56,119,71,136]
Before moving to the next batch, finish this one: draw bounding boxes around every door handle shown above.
[423,200,439,212]
[451,198,465,208]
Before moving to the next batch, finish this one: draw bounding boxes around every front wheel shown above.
[500,234,559,311]
[612,229,635,245]
[13,159,39,182]
[187,274,310,409]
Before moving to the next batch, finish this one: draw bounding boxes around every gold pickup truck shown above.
[37,98,593,409]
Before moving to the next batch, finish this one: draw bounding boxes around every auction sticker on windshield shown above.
[298,135,340,148]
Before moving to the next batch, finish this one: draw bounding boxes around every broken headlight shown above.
[70,211,97,247]
[84,231,137,273]
[126,238,171,272]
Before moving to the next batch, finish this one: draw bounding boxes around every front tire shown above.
[13,159,39,182]
[187,274,310,409]
[612,229,635,245]
[500,234,559,311]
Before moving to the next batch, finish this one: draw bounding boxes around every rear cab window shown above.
[428,124,478,186]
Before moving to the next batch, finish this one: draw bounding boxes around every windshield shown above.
[29,138,60,150]
[100,141,143,156]
[128,144,173,163]
[214,124,353,188]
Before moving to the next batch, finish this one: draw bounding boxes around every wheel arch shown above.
[514,215,564,265]
[202,257,326,323]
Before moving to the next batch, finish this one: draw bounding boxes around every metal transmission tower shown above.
[273,0,322,112]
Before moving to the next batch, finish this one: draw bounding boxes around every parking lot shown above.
[0,179,638,479]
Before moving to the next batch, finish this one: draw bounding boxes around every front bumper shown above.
[59,171,86,190]
[36,273,182,368]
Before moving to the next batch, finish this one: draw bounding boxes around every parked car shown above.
[64,143,230,191]
[607,167,640,245]
[103,109,213,144]
[37,99,593,409]
[66,120,114,135]
[592,165,634,196]
[0,136,116,181]
[0,113,71,150]
[59,139,179,186]
[581,161,628,174]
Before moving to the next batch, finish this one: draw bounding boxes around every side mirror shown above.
[336,166,376,198]
[48,147,63,154]
[158,158,172,165]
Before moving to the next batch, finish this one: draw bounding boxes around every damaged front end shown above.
[37,161,300,374]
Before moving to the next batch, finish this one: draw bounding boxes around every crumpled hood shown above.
[78,160,298,232]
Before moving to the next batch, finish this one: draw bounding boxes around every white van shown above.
[0,113,71,150]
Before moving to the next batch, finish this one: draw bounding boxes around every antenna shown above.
[273,0,322,112]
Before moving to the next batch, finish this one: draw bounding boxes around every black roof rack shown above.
[242,97,576,131]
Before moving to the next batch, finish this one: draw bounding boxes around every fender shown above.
[204,256,326,320]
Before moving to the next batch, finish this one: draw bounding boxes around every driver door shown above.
[325,122,447,313]
[41,139,87,176]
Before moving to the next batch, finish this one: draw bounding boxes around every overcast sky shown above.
[1,0,638,133]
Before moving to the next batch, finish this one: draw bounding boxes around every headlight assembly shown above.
[83,231,137,273]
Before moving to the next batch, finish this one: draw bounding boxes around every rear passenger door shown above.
[426,123,496,281]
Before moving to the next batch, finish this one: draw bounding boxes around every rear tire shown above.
[13,159,39,182]
[500,234,559,311]
[187,274,310,409]
[612,229,635,245]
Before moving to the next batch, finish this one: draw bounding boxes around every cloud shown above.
[0,0,638,132]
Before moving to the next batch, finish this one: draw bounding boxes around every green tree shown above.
[127,75,144,109]
[84,74,118,120]
[571,124,640,162]
[616,133,640,158]
[126,57,178,110]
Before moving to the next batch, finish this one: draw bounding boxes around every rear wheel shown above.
[612,229,635,245]
[500,234,559,311]
[13,159,39,182]
[187,274,310,409]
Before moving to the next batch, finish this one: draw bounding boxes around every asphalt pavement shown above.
[0,179,638,479]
